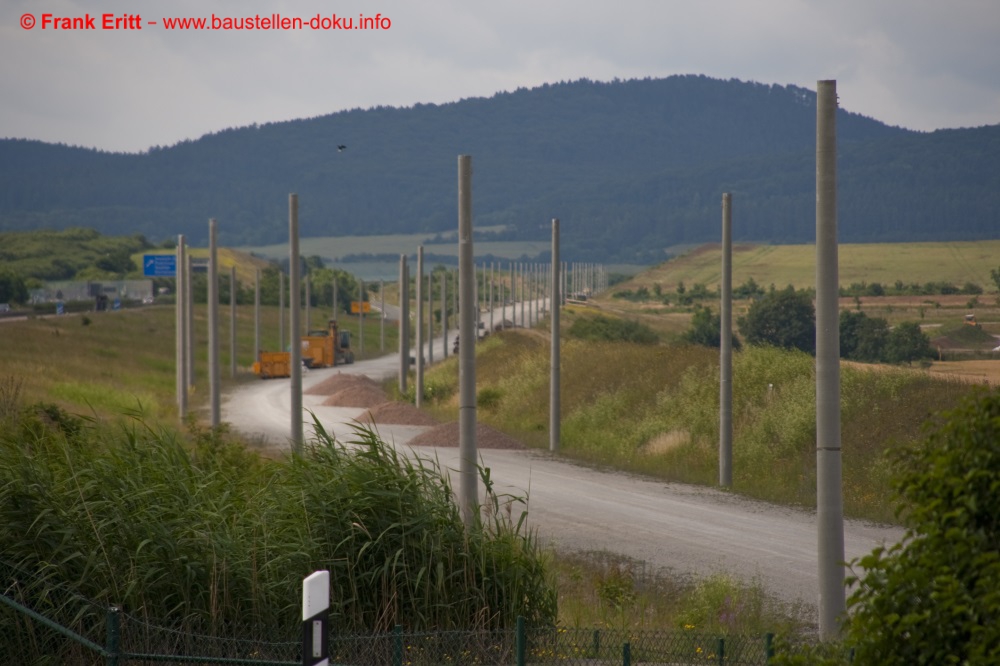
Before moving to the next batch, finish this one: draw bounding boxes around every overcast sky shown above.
[2,0,998,153]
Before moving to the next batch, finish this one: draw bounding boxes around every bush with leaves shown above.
[568,314,659,344]
[843,388,1000,664]
[682,305,741,350]
[884,321,934,365]
[737,286,815,354]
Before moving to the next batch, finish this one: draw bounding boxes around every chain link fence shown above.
[3,558,778,665]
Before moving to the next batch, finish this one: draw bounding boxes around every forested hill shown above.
[2,75,998,263]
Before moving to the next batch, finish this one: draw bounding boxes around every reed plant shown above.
[0,398,555,641]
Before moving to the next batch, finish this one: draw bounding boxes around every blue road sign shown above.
[143,254,177,277]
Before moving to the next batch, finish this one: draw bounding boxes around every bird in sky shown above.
[337,145,346,152]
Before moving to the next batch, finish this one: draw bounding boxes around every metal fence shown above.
[2,559,776,665]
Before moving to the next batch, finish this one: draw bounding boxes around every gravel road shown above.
[222,301,903,624]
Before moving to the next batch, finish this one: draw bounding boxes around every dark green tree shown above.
[845,389,1000,664]
[840,310,890,363]
[737,286,815,354]
[884,322,934,364]
[0,270,28,304]
[682,305,741,350]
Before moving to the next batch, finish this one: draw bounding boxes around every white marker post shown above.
[302,570,329,666]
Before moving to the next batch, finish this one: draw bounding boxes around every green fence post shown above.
[717,637,725,665]
[622,641,631,666]
[592,629,600,658]
[515,616,525,666]
[105,606,120,666]
[765,633,774,663]
[392,624,403,666]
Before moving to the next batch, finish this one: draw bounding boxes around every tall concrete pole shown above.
[442,272,448,359]
[279,272,285,352]
[509,262,514,328]
[550,220,561,452]
[207,219,220,427]
[332,278,338,321]
[720,193,733,487]
[176,235,187,419]
[816,79,846,639]
[305,275,311,333]
[415,246,424,407]
[458,155,478,528]
[427,271,433,364]
[380,279,385,353]
[289,194,304,453]
[186,254,195,388]
[520,263,526,327]
[359,279,365,357]
[489,262,494,333]
[398,255,408,393]
[254,268,261,365]
[230,266,237,378]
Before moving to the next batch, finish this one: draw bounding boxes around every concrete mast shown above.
[207,219,220,427]
[816,79,846,639]
[289,194,303,453]
[720,193,733,487]
[458,155,478,528]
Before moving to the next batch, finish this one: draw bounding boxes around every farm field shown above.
[620,240,1000,292]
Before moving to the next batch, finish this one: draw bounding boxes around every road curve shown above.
[222,303,903,623]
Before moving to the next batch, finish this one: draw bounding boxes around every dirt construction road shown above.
[222,314,903,624]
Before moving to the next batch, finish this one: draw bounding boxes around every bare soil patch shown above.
[408,422,526,449]
[359,401,439,426]
[306,373,381,396]
[321,384,389,408]
[928,360,1000,386]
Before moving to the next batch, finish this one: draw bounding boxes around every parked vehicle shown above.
[252,319,353,379]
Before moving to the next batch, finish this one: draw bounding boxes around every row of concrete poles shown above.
[175,78,845,640]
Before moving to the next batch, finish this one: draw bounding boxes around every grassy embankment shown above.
[418,307,977,525]
[0,302,397,422]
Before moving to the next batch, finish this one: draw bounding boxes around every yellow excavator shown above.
[253,319,354,379]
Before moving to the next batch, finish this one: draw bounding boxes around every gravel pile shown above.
[408,422,525,449]
[305,373,381,396]
[321,385,389,408]
[359,402,439,426]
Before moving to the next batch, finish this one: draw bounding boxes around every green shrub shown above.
[568,315,659,344]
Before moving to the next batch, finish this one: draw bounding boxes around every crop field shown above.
[620,240,1000,292]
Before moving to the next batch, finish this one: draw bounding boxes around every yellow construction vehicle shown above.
[253,319,354,379]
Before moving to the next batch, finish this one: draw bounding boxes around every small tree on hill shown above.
[683,305,741,350]
[737,286,815,354]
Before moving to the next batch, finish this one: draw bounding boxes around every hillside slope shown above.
[2,75,997,262]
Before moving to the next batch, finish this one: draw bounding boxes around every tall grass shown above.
[0,400,555,641]
[421,330,975,523]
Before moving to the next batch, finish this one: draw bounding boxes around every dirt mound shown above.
[358,402,439,426]
[321,384,389,408]
[306,373,381,396]
[408,422,525,449]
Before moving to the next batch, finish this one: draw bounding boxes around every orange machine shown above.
[253,319,354,378]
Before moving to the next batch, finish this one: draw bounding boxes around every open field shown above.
[620,240,1000,292]
[237,227,555,264]
[0,302,397,421]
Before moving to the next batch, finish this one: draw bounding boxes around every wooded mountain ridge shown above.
[2,75,997,263]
